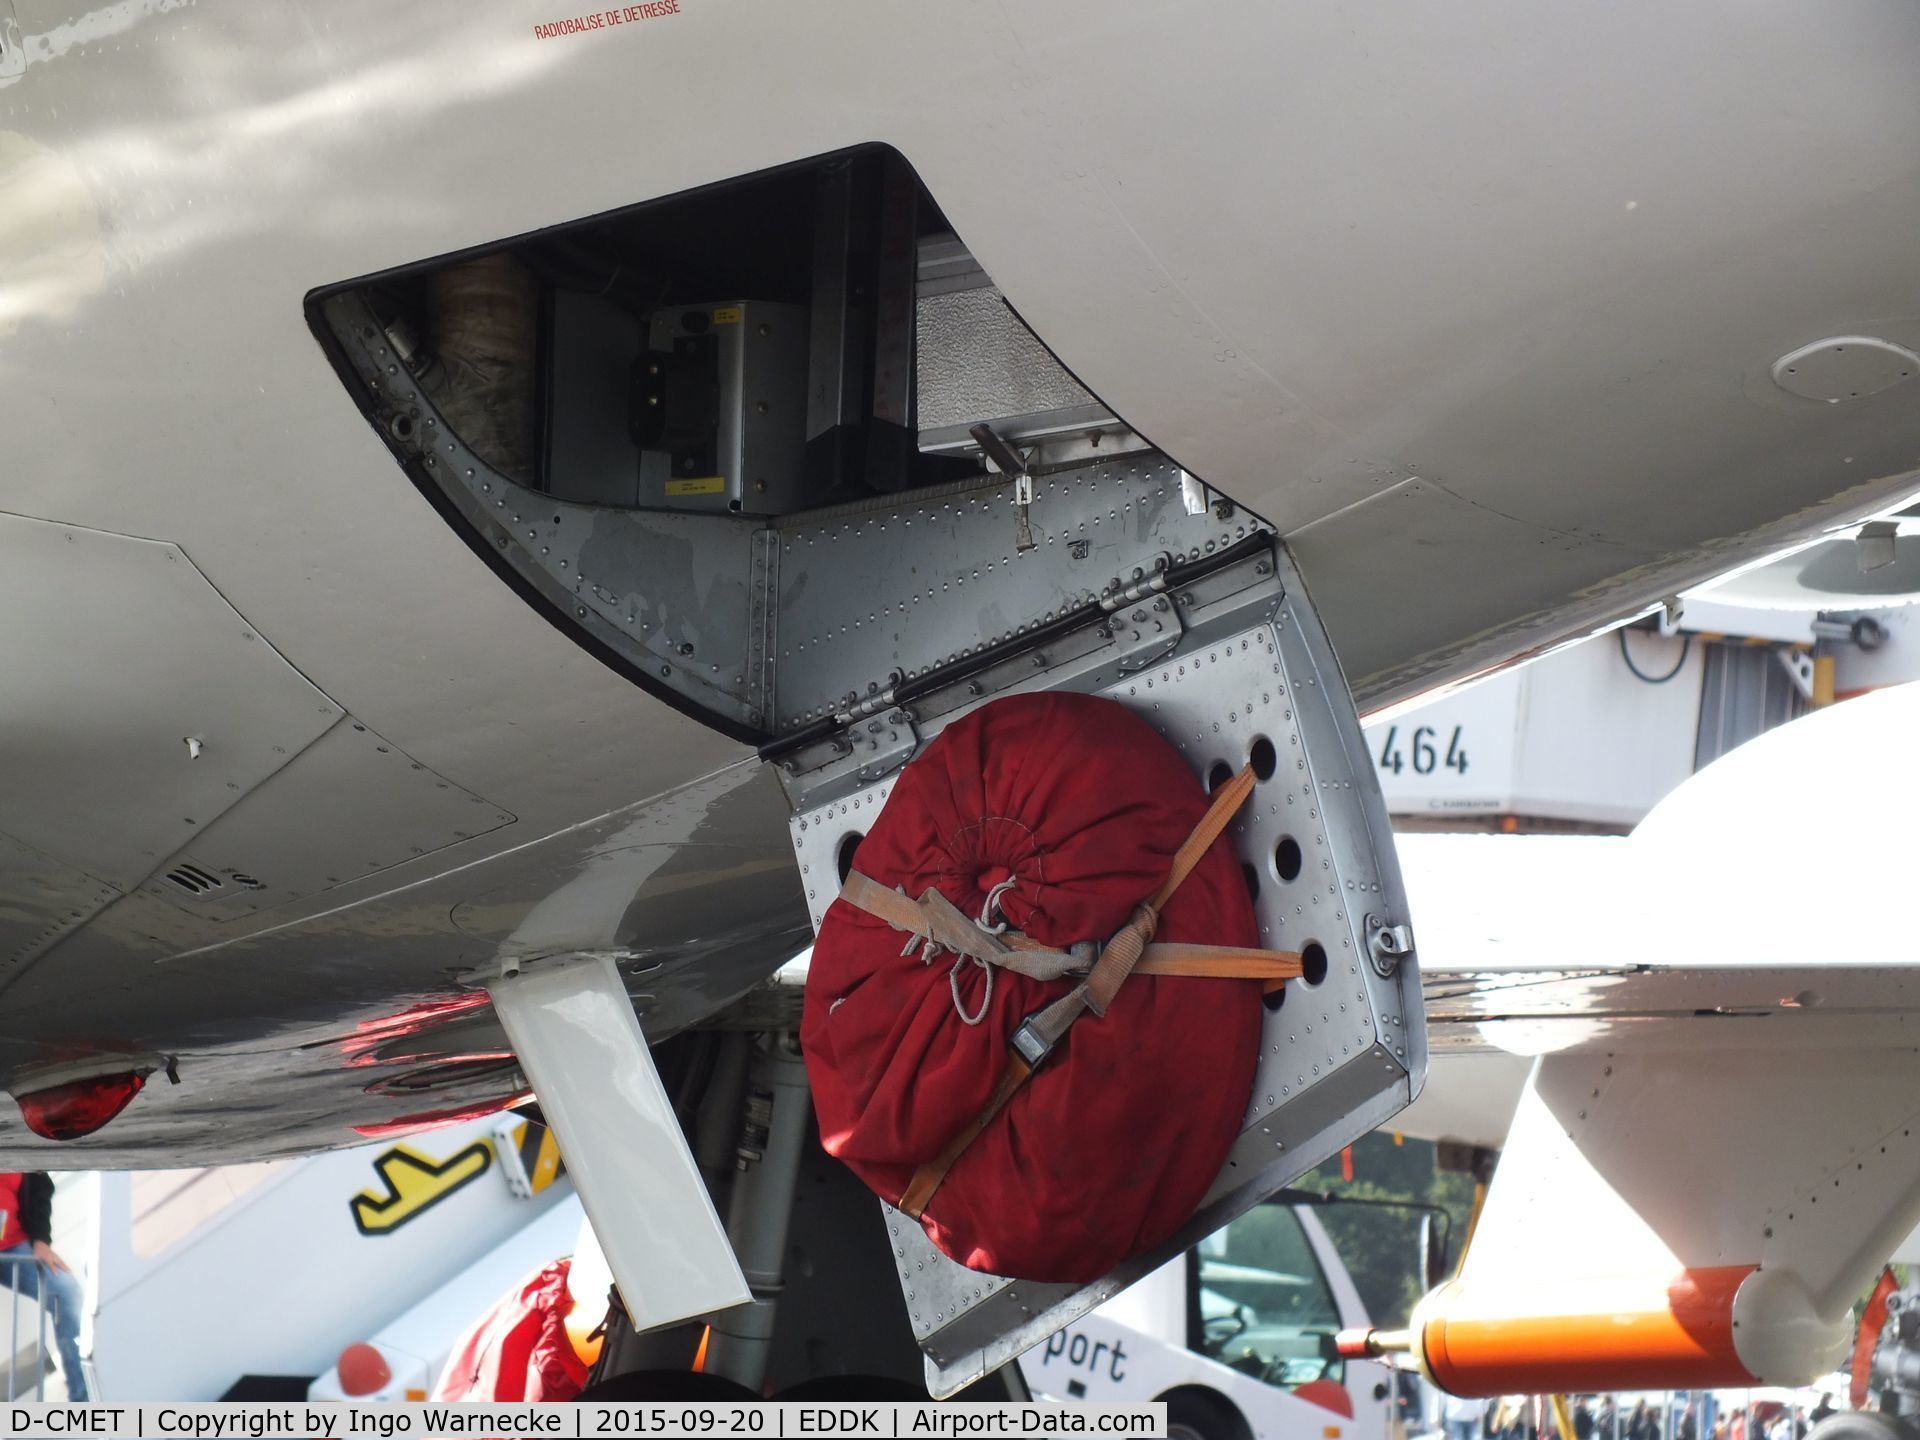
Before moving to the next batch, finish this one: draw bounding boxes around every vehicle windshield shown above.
[1195,1204,1344,1388]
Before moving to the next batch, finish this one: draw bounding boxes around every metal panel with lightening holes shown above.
[0,515,344,893]
[779,540,1422,1395]
[137,719,516,923]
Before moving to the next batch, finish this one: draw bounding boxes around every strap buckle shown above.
[1009,1013,1056,1069]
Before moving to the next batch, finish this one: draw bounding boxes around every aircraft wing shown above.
[1358,686,1920,1395]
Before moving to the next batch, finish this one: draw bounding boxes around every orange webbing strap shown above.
[838,870,933,933]
[896,766,1266,1220]
[1082,765,1257,1014]
[1154,768,1259,910]
[897,1053,1034,1219]
[840,871,1087,980]
[1134,944,1302,993]
[839,871,1050,969]
[839,871,1298,989]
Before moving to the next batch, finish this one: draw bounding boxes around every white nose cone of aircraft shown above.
[1628,678,1920,973]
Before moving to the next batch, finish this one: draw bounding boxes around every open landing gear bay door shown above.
[308,147,1423,1391]
[772,466,1425,1395]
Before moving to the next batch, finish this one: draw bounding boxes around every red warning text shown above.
[534,2,679,40]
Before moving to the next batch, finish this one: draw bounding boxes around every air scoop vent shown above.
[1772,336,1919,403]
[163,863,224,894]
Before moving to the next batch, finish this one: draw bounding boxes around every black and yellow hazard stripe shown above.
[513,1119,567,1193]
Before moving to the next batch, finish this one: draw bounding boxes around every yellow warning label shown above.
[711,307,742,325]
[666,476,727,497]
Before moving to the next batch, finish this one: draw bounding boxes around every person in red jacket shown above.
[0,1172,89,1400]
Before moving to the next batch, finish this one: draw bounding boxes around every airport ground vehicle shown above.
[1021,1202,1396,1440]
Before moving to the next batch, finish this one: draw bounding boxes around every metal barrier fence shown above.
[0,1254,51,1401]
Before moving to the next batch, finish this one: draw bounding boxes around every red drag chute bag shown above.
[802,692,1266,1284]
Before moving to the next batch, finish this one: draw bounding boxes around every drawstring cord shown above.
[978,877,1018,935]
[950,957,992,1026]
[915,877,1021,1026]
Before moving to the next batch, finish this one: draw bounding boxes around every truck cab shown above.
[1021,1202,1398,1440]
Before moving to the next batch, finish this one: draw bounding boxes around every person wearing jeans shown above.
[0,1172,89,1401]
[1446,1394,1486,1440]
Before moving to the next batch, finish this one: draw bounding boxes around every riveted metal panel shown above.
[769,455,1254,729]
[0,832,119,978]
[136,718,516,925]
[319,292,766,735]
[0,515,344,893]
[781,541,1422,1394]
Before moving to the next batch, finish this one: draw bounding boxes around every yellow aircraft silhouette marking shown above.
[350,1139,493,1236]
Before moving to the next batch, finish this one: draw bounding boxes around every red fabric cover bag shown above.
[431,1257,588,1402]
[803,692,1263,1283]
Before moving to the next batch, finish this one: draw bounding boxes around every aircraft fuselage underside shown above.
[4,3,1920,1182]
